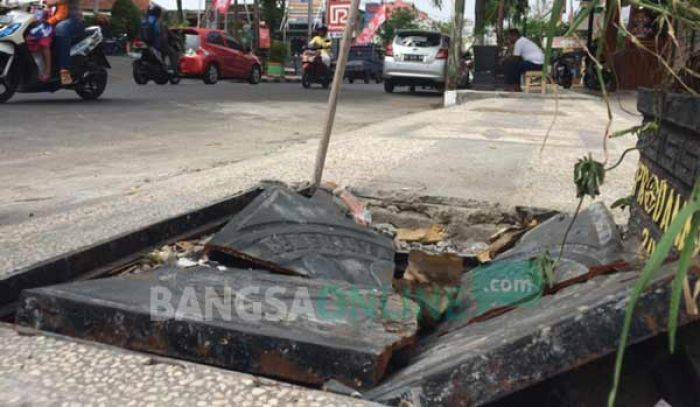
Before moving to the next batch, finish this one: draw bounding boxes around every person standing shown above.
[504,28,544,91]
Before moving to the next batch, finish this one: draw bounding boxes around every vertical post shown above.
[233,0,239,39]
[93,0,100,15]
[254,0,260,51]
[311,0,361,187]
[307,0,313,40]
[446,0,465,90]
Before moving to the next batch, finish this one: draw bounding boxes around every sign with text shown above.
[328,0,351,33]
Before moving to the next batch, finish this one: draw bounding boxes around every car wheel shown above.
[75,67,108,100]
[348,78,354,84]
[384,79,394,93]
[302,71,312,88]
[248,64,261,84]
[132,60,148,85]
[169,74,181,85]
[203,64,219,85]
[409,85,416,93]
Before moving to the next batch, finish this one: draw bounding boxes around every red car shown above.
[177,28,262,85]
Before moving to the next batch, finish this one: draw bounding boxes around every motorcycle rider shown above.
[53,0,84,85]
[142,3,177,73]
[308,25,331,68]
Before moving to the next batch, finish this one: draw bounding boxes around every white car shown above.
[383,30,449,93]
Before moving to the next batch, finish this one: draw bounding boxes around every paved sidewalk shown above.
[0,325,374,407]
[0,92,640,275]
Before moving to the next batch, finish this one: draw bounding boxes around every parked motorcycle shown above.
[0,7,110,103]
[301,48,331,89]
[552,51,579,89]
[132,30,181,85]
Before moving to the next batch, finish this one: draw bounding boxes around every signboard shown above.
[287,0,324,25]
[259,25,271,49]
[328,0,351,33]
[551,36,584,49]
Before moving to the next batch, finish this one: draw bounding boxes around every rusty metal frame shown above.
[0,186,267,317]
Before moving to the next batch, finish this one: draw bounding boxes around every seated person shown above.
[308,26,332,68]
[142,4,177,73]
[27,0,69,82]
[503,28,545,91]
[53,0,84,85]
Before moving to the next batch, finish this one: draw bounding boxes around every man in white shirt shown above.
[504,29,545,91]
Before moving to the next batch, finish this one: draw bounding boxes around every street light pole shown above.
[311,0,361,188]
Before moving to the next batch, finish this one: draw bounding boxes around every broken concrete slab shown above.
[366,263,694,406]
[16,266,419,390]
[496,202,626,283]
[205,186,395,289]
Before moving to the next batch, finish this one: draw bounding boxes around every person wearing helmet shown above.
[308,25,331,67]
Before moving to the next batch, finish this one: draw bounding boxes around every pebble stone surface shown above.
[0,325,379,407]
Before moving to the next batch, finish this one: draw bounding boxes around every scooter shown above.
[131,29,181,85]
[0,5,110,103]
[301,47,331,89]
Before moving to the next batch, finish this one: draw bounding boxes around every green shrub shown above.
[269,40,288,63]
[111,0,142,41]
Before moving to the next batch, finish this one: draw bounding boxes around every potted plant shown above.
[539,1,699,405]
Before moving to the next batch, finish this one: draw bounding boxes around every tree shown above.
[261,0,285,38]
[446,0,465,90]
[176,0,184,25]
[378,8,420,45]
[111,0,142,41]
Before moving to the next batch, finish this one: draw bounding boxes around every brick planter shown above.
[630,89,700,253]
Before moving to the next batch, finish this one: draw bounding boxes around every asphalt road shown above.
[0,56,438,228]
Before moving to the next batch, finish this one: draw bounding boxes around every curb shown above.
[261,76,302,83]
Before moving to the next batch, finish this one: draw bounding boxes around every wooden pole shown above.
[311,0,361,188]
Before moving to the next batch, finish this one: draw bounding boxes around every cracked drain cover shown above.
[206,186,395,288]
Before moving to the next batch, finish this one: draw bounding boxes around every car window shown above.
[395,33,442,47]
[225,36,243,51]
[349,48,367,59]
[184,34,200,52]
[207,32,224,46]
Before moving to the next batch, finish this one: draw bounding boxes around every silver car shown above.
[383,30,448,93]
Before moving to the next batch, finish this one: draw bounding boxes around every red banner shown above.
[213,0,231,15]
[355,5,386,45]
[259,26,271,49]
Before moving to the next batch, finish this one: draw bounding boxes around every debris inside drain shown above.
[16,182,669,406]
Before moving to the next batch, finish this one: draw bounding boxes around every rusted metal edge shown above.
[0,186,271,316]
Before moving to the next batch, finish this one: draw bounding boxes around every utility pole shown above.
[312,0,361,187]
[307,0,313,40]
[446,0,465,90]
[253,0,260,51]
